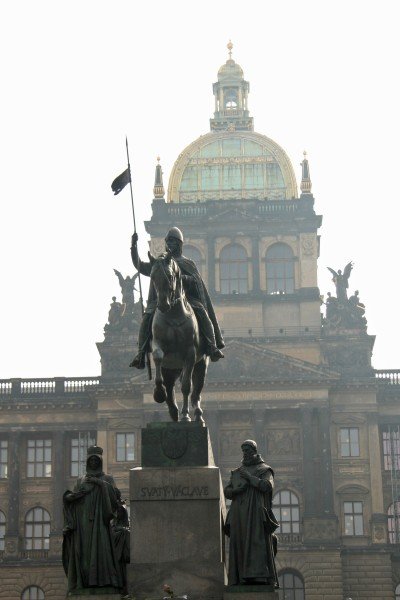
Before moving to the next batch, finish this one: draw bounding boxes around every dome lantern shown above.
[210,42,253,132]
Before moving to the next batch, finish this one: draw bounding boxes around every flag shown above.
[111,167,131,195]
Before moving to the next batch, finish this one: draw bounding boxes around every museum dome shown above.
[167,44,298,204]
[167,131,298,203]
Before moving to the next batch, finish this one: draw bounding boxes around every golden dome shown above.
[167,130,298,203]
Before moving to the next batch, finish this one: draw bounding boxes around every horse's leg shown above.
[181,350,195,422]
[152,346,167,404]
[191,357,208,424]
[162,367,180,422]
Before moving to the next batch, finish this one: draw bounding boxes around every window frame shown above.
[24,507,51,550]
[26,439,52,478]
[0,439,8,479]
[382,427,400,471]
[0,510,6,551]
[278,569,305,600]
[116,432,135,462]
[219,243,248,295]
[266,243,295,294]
[21,586,45,600]
[273,490,300,535]
[70,433,95,478]
[340,427,360,457]
[387,501,400,544]
[343,500,364,536]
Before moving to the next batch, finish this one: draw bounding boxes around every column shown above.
[5,431,21,556]
[52,430,65,532]
[301,407,317,515]
[207,236,216,294]
[318,407,334,514]
[252,236,260,292]
[49,430,65,556]
[253,409,266,457]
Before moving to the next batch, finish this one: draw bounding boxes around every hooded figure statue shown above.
[62,445,123,595]
[224,440,279,587]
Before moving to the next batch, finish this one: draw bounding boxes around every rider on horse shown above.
[130,227,225,369]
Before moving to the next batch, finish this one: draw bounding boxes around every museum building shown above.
[1,47,400,600]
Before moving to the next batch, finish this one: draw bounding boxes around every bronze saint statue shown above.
[224,440,279,587]
[130,228,224,369]
[62,446,123,595]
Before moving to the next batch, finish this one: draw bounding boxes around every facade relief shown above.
[265,428,301,456]
[219,430,254,459]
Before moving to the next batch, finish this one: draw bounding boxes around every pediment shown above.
[207,208,256,223]
[336,484,370,496]
[206,339,340,384]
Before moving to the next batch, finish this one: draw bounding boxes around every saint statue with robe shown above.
[224,440,279,587]
[62,445,123,595]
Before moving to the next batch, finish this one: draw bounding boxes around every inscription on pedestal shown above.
[139,484,209,499]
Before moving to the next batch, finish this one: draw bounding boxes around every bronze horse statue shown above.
[150,253,208,423]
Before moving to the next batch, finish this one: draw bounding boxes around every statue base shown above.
[224,585,279,599]
[128,423,226,600]
[67,594,121,599]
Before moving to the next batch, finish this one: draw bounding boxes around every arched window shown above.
[21,587,45,600]
[25,508,50,550]
[184,245,203,276]
[388,502,400,543]
[395,583,400,600]
[278,570,305,600]
[273,490,300,534]
[0,510,5,550]
[220,244,248,294]
[266,243,295,294]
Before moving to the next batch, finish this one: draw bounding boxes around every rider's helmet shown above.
[165,227,184,243]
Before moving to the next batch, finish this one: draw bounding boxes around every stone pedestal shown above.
[68,595,120,599]
[128,422,227,600]
[224,586,279,600]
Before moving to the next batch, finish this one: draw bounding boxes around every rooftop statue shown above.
[62,446,123,596]
[327,262,353,303]
[224,440,279,587]
[114,269,139,312]
[324,263,367,331]
[129,227,225,423]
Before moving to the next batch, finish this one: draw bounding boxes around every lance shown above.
[125,137,152,381]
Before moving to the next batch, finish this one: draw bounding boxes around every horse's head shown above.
[150,253,182,313]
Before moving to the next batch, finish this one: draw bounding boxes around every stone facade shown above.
[1,51,400,600]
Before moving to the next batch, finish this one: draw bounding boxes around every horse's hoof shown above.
[167,402,179,422]
[180,414,191,422]
[153,385,167,404]
[194,412,205,424]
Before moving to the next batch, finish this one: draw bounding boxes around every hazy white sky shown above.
[1,0,399,378]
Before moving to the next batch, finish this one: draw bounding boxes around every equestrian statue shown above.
[130,227,225,423]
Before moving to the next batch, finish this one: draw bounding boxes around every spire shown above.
[210,42,253,132]
[153,156,165,200]
[300,151,312,194]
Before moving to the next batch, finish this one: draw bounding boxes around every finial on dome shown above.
[227,40,233,60]
[153,156,165,199]
[300,150,312,194]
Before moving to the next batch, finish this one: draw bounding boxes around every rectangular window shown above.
[382,428,400,471]
[340,428,360,457]
[344,501,364,535]
[116,433,135,462]
[0,440,8,478]
[70,434,95,477]
[27,439,52,478]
